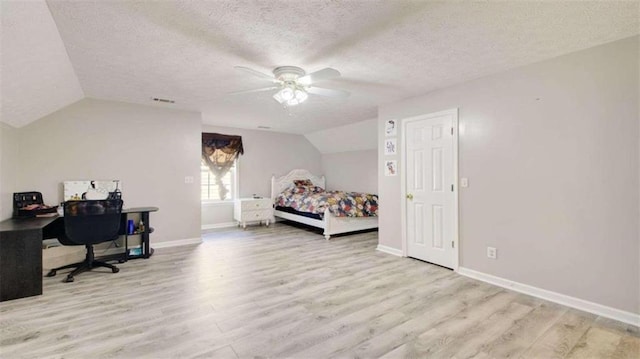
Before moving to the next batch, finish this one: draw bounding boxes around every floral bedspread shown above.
[275,185,378,217]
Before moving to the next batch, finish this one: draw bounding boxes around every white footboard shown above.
[323,208,378,240]
[271,169,378,240]
[274,208,378,240]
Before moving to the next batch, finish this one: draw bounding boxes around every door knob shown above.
[406,193,413,200]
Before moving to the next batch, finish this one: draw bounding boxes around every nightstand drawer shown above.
[243,209,272,221]
[240,199,271,210]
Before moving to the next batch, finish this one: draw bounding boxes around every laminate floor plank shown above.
[336,284,505,358]
[289,278,487,358]
[232,272,460,357]
[428,301,534,358]
[0,224,637,359]
[518,308,597,359]
[566,327,623,359]
[477,301,568,358]
[376,291,523,358]
[223,267,452,352]
[611,335,640,359]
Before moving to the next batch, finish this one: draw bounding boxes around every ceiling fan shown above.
[230,65,350,107]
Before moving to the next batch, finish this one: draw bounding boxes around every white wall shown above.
[201,125,322,227]
[15,98,202,244]
[378,36,639,314]
[322,150,377,194]
[305,118,377,154]
[0,122,20,220]
[306,118,378,194]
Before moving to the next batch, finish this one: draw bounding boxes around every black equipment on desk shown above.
[46,199,124,282]
[12,192,57,218]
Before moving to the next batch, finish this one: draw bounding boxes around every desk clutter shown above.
[63,180,122,201]
[13,192,58,218]
[13,180,123,218]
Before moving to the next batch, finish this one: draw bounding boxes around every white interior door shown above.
[404,110,457,269]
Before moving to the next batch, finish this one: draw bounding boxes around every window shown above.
[201,159,236,201]
[201,132,243,202]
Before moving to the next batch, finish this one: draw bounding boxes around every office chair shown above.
[46,199,123,282]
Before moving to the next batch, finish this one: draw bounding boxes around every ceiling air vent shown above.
[151,97,175,104]
[257,126,271,129]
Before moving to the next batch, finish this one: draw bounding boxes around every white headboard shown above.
[271,169,326,201]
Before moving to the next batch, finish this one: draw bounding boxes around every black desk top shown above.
[0,216,59,232]
[123,207,159,213]
[0,207,158,233]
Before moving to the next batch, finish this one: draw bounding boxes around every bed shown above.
[271,169,379,240]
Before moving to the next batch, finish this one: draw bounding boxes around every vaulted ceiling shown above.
[2,1,638,134]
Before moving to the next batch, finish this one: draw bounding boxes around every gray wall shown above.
[0,122,20,220]
[322,150,377,194]
[307,118,378,194]
[305,118,377,154]
[14,98,202,243]
[201,125,322,227]
[378,36,639,314]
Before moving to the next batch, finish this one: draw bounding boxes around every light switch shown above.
[460,178,469,188]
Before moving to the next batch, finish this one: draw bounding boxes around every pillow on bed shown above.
[293,179,314,187]
[291,185,324,194]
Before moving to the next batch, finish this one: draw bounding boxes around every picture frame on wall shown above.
[384,160,397,176]
[385,119,397,136]
[384,138,397,155]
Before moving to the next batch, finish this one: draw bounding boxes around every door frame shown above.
[400,108,460,270]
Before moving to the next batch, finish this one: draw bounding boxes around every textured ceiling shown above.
[2,1,639,133]
[1,0,83,128]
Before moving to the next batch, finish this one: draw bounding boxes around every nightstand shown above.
[234,198,273,229]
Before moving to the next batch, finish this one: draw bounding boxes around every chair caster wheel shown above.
[65,275,74,283]
[46,270,57,277]
[118,259,126,263]
[112,267,119,273]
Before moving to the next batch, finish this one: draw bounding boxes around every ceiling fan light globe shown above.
[280,87,294,101]
[295,89,308,103]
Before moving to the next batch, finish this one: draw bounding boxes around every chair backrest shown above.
[63,199,123,246]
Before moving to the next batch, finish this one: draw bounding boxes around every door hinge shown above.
[452,241,455,248]
[451,184,454,192]
[451,127,454,135]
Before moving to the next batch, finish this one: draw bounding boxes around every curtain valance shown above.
[202,133,244,200]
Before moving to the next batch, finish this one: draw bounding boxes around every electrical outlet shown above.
[487,247,497,259]
[184,176,194,184]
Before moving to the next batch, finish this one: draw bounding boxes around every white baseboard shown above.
[152,237,202,249]
[457,267,640,327]
[201,222,237,230]
[376,244,403,257]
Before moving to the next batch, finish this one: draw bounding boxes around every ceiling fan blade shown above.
[228,86,279,95]
[307,86,350,98]
[299,68,341,85]
[234,66,275,81]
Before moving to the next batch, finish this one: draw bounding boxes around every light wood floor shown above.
[1,223,638,358]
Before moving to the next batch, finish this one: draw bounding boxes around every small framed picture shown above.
[384,138,397,155]
[384,160,397,176]
[385,119,397,137]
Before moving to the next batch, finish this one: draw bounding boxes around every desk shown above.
[0,216,57,302]
[0,207,158,302]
